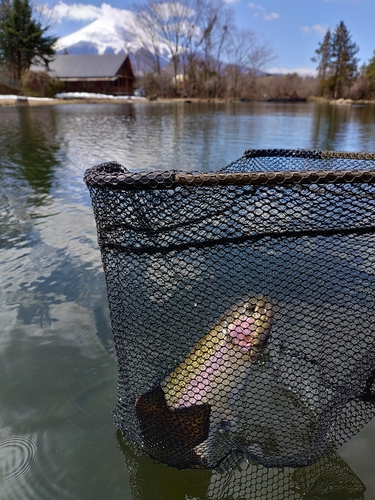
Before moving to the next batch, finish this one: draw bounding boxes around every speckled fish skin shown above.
[162,295,274,410]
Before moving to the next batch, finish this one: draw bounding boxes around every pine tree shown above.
[313,21,359,99]
[363,51,375,94]
[329,21,359,98]
[312,29,332,96]
[314,30,331,79]
[0,0,57,81]
[0,0,11,21]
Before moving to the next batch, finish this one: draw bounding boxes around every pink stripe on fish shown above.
[228,316,256,352]
[174,344,229,407]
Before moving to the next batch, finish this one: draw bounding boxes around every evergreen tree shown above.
[330,21,359,98]
[0,0,11,22]
[0,0,57,81]
[314,29,332,79]
[313,21,359,99]
[363,51,375,95]
[312,29,332,96]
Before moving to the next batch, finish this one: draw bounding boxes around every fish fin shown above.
[135,385,211,468]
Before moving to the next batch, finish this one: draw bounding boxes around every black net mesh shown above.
[117,433,366,499]
[84,149,375,472]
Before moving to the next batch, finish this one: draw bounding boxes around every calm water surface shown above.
[1,101,375,499]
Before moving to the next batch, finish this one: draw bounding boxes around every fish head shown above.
[223,295,274,360]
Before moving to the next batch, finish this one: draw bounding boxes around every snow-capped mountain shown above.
[55,4,171,62]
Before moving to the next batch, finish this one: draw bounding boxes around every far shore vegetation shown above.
[1,0,375,102]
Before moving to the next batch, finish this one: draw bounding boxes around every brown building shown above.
[44,54,134,95]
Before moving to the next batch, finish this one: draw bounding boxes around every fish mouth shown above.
[227,316,258,349]
[226,296,273,355]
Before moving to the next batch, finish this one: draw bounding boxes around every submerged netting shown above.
[117,433,366,499]
[84,149,375,471]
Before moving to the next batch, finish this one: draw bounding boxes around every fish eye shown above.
[245,302,257,313]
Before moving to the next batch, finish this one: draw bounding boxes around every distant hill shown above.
[55,8,171,68]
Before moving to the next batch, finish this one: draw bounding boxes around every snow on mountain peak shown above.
[54,3,170,58]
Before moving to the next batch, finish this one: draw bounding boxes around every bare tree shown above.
[133,3,167,77]
[31,0,58,30]
[133,0,234,97]
[132,1,273,99]
[185,0,233,96]
[223,29,275,99]
[134,0,196,89]
[257,73,314,100]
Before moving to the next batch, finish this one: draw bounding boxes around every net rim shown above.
[83,149,375,191]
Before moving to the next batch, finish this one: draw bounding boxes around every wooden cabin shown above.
[43,54,134,95]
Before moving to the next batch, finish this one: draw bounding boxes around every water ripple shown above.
[0,435,37,485]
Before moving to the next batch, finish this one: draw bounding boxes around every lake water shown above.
[1,100,375,499]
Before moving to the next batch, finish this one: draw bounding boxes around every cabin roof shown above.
[38,54,132,79]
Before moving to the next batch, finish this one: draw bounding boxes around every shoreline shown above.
[0,95,255,107]
[0,95,150,107]
[1,94,375,107]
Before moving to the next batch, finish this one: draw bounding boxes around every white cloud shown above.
[48,1,197,26]
[266,66,317,77]
[46,2,113,23]
[223,0,241,3]
[301,24,328,36]
[264,12,279,21]
[248,3,279,21]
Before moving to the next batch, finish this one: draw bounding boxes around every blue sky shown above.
[44,0,375,75]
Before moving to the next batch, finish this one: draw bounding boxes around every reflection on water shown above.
[117,431,365,500]
[1,101,375,498]
[310,103,375,151]
[0,107,61,197]
[10,108,60,195]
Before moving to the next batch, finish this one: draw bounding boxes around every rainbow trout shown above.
[136,295,274,468]
[162,295,274,410]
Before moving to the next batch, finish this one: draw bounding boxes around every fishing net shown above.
[117,432,366,500]
[84,149,375,472]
